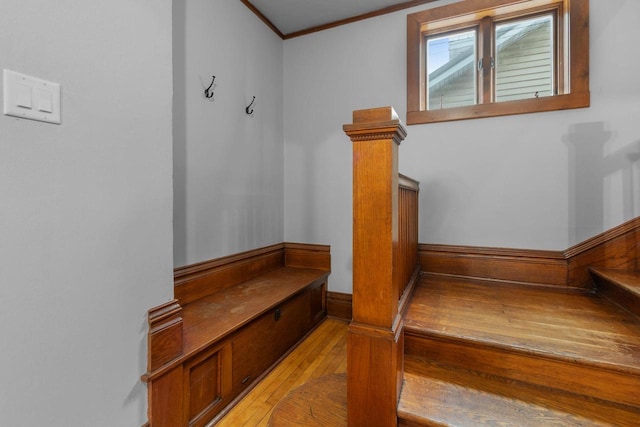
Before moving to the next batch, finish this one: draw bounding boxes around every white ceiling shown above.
[246,0,417,35]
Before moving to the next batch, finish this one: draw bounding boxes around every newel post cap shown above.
[343,106,407,143]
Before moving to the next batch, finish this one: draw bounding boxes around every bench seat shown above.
[143,243,331,427]
[182,266,329,356]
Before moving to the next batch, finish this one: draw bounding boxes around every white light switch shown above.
[3,69,61,124]
[36,88,53,113]
[16,82,32,109]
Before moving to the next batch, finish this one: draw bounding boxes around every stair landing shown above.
[400,275,640,426]
[404,275,640,375]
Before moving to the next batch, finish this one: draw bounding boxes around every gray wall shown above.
[173,0,285,267]
[0,1,173,425]
[284,0,640,293]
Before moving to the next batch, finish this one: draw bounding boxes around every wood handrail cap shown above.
[352,106,399,124]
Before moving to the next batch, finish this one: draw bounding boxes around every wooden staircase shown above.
[343,105,640,426]
[398,270,640,426]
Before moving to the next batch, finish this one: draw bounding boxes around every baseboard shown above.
[419,216,640,290]
[419,244,568,288]
[327,291,352,321]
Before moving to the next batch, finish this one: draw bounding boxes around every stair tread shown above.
[405,276,640,375]
[590,268,640,297]
[399,356,640,427]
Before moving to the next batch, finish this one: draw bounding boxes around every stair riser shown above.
[593,276,640,319]
[405,333,640,409]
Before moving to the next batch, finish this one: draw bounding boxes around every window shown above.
[407,0,589,125]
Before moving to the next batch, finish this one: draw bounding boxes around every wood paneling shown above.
[347,322,404,427]
[181,268,328,356]
[232,289,314,396]
[566,216,640,288]
[146,299,183,373]
[174,243,331,306]
[284,243,331,272]
[148,367,183,427]
[419,244,567,288]
[420,216,640,290]
[145,243,331,426]
[183,342,232,427]
[174,244,285,306]
[398,179,420,297]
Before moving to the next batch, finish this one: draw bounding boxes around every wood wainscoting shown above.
[420,216,640,290]
[143,242,331,427]
[308,217,639,336]
[419,244,568,289]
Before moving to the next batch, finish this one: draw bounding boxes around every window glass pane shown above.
[426,29,477,110]
[495,14,554,102]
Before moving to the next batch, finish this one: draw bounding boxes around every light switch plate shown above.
[3,69,61,124]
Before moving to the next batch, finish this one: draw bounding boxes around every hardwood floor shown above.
[216,273,640,426]
[215,318,348,426]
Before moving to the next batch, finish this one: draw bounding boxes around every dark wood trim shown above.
[564,216,640,258]
[421,243,564,259]
[284,242,331,271]
[419,244,568,288]
[174,244,285,306]
[145,299,183,374]
[565,217,640,289]
[241,0,439,40]
[399,267,421,325]
[420,216,640,290]
[239,0,284,39]
[146,242,331,426]
[174,243,330,306]
[407,90,591,125]
[283,0,439,40]
[327,291,352,321]
[148,367,183,427]
[174,243,283,282]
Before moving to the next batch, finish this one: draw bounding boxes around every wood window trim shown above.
[407,0,589,125]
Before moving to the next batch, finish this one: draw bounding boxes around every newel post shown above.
[343,106,407,426]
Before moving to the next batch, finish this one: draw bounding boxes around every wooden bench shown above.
[142,243,331,427]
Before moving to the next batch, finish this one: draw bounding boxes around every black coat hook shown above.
[246,96,256,115]
[204,75,215,99]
